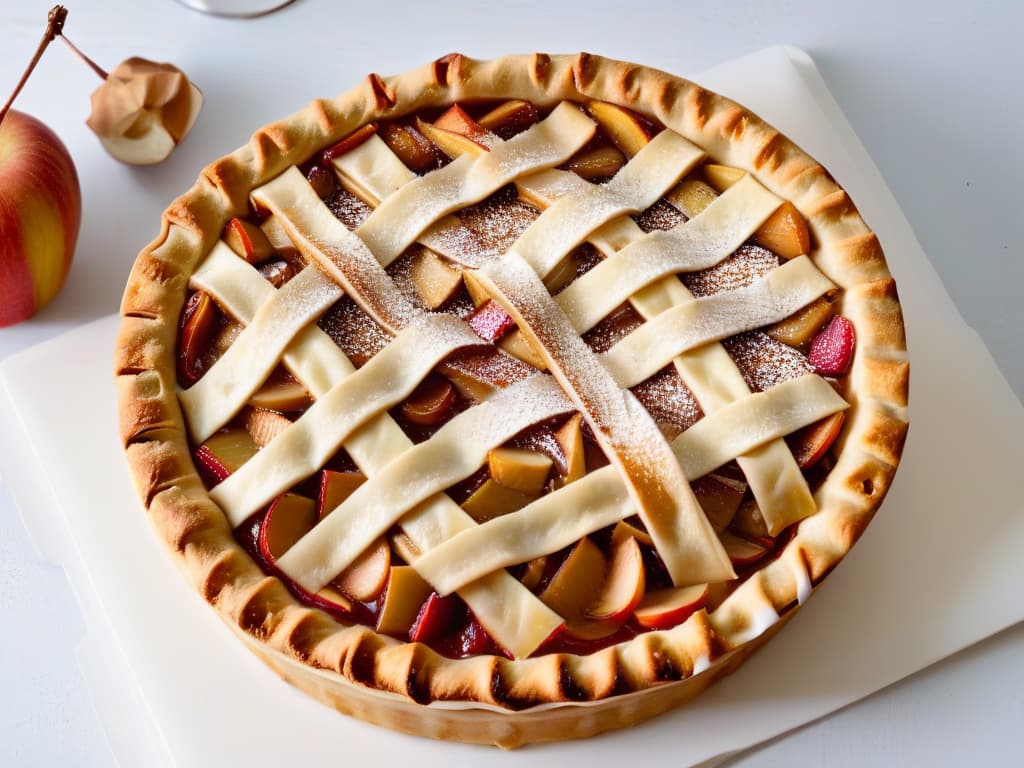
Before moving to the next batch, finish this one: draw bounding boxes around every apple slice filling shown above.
[176,97,856,658]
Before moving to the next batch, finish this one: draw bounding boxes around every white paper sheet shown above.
[1,46,1022,767]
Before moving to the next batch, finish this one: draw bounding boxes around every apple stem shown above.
[59,35,110,82]
[0,5,69,127]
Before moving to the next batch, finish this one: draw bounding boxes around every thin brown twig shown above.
[60,33,109,81]
[0,5,69,126]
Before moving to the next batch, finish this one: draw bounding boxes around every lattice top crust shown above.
[116,53,908,745]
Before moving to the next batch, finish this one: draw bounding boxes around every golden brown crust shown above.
[117,52,909,746]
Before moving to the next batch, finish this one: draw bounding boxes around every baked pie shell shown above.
[115,52,909,747]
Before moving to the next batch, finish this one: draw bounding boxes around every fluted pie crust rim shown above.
[114,52,909,748]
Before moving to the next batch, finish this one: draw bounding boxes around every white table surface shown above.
[0,1,1021,765]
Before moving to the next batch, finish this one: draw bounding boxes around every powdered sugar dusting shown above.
[724,331,813,392]
[459,186,540,260]
[684,243,779,297]
[421,217,494,268]
[318,296,390,366]
[633,199,686,233]
[442,348,534,397]
[631,367,703,438]
[582,303,643,353]
[326,186,373,229]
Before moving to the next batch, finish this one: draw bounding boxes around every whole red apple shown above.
[0,109,81,327]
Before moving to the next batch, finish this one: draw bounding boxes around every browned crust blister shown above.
[116,53,909,748]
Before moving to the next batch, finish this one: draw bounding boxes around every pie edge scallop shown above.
[113,52,910,747]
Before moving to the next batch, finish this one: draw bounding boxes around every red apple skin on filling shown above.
[0,110,81,326]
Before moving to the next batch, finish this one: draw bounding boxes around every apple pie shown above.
[115,53,909,747]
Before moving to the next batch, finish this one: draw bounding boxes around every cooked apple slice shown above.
[244,407,293,448]
[692,474,746,533]
[488,447,553,494]
[256,494,356,614]
[193,426,259,485]
[586,101,652,157]
[461,479,535,523]
[223,217,274,264]
[210,320,242,361]
[259,493,317,561]
[720,532,770,567]
[248,380,312,412]
[808,315,856,376]
[389,530,421,565]
[333,537,390,601]
[400,373,457,426]
[766,296,836,348]
[317,468,367,519]
[320,479,387,601]
[498,329,548,370]
[731,499,770,541]
[702,163,745,191]
[177,290,218,386]
[519,555,548,591]
[416,116,488,159]
[789,411,845,469]
[756,201,810,259]
[409,248,463,309]
[553,413,586,485]
[611,519,653,548]
[378,119,441,173]
[701,164,810,258]
[462,269,491,307]
[665,178,718,218]
[634,583,709,630]
[257,258,299,289]
[586,536,645,621]
[376,565,433,635]
[478,99,540,137]
[433,104,491,143]
[409,592,461,643]
[542,253,578,294]
[539,538,605,622]
[467,299,516,342]
[566,144,625,180]
[321,122,378,162]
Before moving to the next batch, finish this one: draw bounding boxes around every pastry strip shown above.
[602,256,835,387]
[330,133,414,206]
[209,314,482,525]
[476,253,734,586]
[556,175,782,333]
[276,375,574,590]
[416,374,846,594]
[179,264,341,442]
[355,102,596,266]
